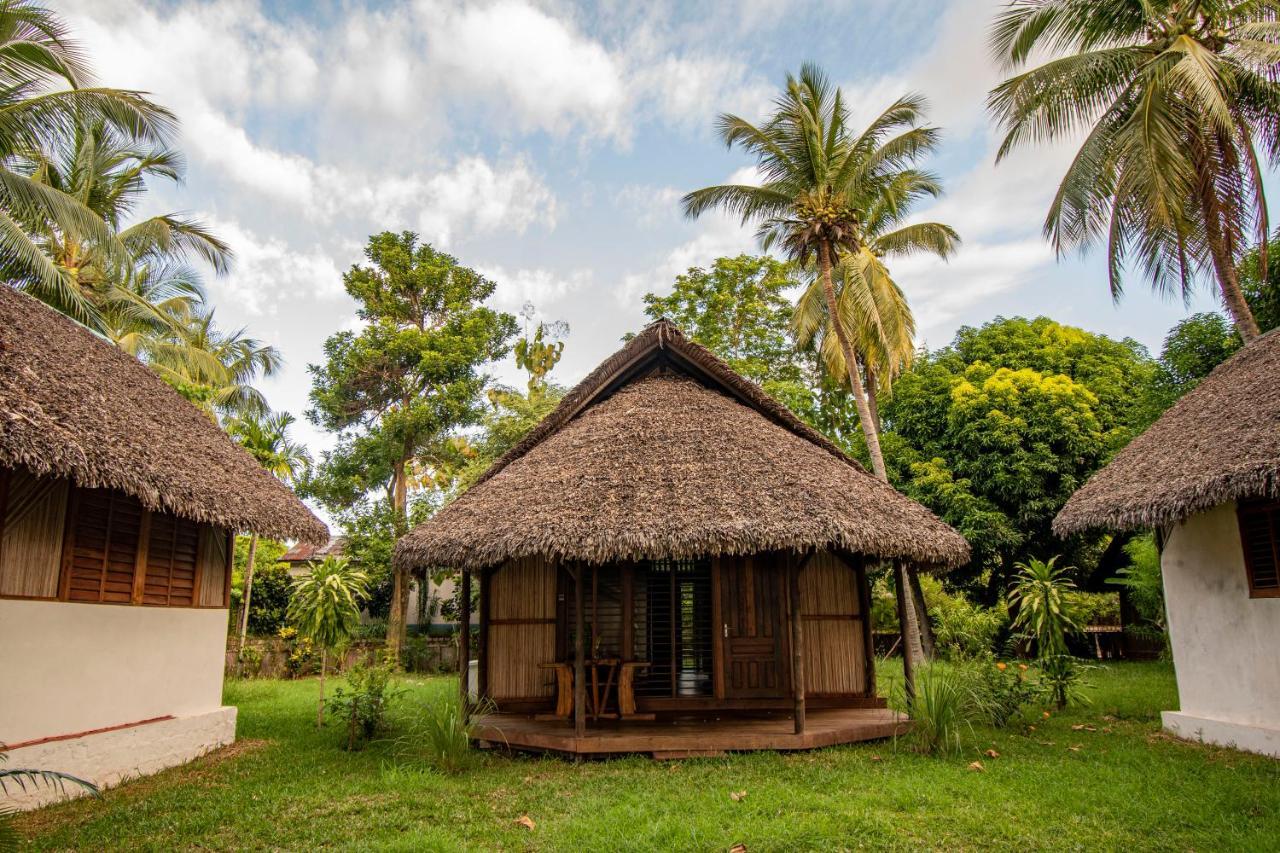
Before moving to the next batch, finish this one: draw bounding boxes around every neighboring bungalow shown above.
[1055,328,1280,758]
[0,287,326,809]
[394,320,968,758]
[279,537,459,631]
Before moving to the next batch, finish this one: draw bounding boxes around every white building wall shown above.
[1161,503,1280,756]
[0,600,229,745]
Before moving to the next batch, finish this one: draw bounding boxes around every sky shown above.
[61,0,1229,478]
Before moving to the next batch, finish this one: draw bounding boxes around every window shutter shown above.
[62,488,144,603]
[1238,502,1280,597]
[142,513,201,606]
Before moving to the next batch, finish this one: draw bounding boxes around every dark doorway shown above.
[634,558,714,698]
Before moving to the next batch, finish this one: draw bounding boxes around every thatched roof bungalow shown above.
[396,319,967,757]
[1055,327,1280,758]
[0,286,326,808]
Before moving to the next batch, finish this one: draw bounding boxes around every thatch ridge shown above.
[396,322,969,572]
[0,286,327,542]
[1054,326,1280,535]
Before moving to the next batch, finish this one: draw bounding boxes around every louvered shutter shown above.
[142,513,201,606]
[62,488,144,603]
[1238,502,1280,597]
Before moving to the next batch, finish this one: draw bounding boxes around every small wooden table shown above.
[539,659,653,722]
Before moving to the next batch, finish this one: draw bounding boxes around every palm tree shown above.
[13,119,231,320]
[0,0,177,326]
[683,65,957,479]
[988,0,1280,343]
[288,556,369,727]
[228,411,312,660]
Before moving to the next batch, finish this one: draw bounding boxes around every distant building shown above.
[1056,328,1280,758]
[0,288,326,809]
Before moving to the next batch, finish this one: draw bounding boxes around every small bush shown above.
[328,657,402,750]
[896,665,981,756]
[236,644,264,679]
[278,626,316,678]
[920,575,1007,659]
[245,564,294,636]
[396,697,488,773]
[1039,654,1094,710]
[961,656,1041,727]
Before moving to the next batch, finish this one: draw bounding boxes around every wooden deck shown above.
[472,708,909,758]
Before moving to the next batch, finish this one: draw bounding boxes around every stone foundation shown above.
[3,707,237,811]
[1163,711,1280,759]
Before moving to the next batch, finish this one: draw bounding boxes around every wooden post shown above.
[790,556,806,735]
[573,563,586,738]
[477,568,490,705]
[855,557,876,697]
[893,560,916,711]
[459,569,472,721]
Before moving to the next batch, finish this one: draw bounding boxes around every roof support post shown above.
[572,562,586,738]
[459,568,472,724]
[790,554,806,736]
[894,560,916,712]
[477,567,490,705]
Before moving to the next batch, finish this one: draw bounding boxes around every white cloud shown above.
[203,219,346,315]
[614,184,683,228]
[481,266,593,312]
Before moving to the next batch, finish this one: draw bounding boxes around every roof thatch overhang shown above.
[0,286,327,543]
[1055,326,1280,536]
[395,319,969,572]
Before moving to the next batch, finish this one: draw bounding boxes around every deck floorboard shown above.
[472,708,908,757]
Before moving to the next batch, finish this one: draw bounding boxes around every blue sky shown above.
[63,0,1229,468]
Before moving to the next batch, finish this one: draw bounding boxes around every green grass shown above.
[15,662,1280,851]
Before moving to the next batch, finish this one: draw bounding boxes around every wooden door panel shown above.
[720,555,789,698]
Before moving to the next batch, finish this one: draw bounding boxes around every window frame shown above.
[1237,499,1280,599]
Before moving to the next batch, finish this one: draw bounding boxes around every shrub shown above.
[236,643,264,679]
[278,626,316,679]
[962,657,1041,727]
[896,665,981,756]
[245,564,294,636]
[918,575,1007,659]
[397,696,488,773]
[328,657,402,750]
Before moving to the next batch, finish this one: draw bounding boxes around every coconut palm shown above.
[0,0,177,326]
[228,411,312,660]
[988,0,1280,343]
[683,65,957,479]
[288,556,369,727]
[14,119,231,321]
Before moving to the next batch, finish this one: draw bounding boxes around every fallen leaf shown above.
[1071,724,1098,732]
[968,761,985,772]
[870,755,883,762]
[1102,714,1118,722]
[1027,725,1036,732]
[730,845,748,853]
[730,790,747,802]
[1068,745,1082,752]
[1102,726,1114,734]
[984,749,1000,759]
[516,815,535,831]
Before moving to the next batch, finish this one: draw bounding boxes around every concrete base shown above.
[3,707,237,811]
[1162,711,1280,759]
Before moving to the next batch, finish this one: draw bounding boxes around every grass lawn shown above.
[15,661,1280,851]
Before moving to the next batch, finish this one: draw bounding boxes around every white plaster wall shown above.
[0,600,228,745]
[2,707,236,811]
[1162,503,1280,730]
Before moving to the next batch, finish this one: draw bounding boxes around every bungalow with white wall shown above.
[0,287,327,809]
[1055,327,1280,758]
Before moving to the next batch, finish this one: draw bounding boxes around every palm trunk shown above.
[1196,134,1261,343]
[237,533,259,666]
[817,241,887,479]
[865,362,882,432]
[386,456,409,664]
[906,563,936,660]
[316,648,327,728]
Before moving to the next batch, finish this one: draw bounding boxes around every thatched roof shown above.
[280,536,347,564]
[0,286,327,542]
[1055,326,1280,536]
[395,319,968,571]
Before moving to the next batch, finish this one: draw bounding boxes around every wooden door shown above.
[719,554,789,698]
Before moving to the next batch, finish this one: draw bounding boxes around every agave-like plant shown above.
[1009,556,1081,657]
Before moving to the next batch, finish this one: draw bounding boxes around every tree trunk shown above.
[906,564,936,660]
[386,456,410,664]
[865,362,882,432]
[237,533,258,667]
[316,648,327,728]
[1197,134,1261,343]
[817,241,887,479]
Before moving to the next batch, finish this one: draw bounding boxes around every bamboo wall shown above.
[486,555,557,699]
[0,468,67,598]
[799,550,867,695]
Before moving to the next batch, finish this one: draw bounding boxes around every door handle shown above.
[723,623,729,639]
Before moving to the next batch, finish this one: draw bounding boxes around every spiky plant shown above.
[288,556,370,727]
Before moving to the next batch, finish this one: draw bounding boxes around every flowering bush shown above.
[964,656,1041,727]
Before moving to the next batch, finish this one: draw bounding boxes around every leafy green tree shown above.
[288,556,369,727]
[1145,312,1242,412]
[988,1,1280,342]
[683,65,957,479]
[233,552,292,635]
[307,232,516,658]
[227,412,312,654]
[881,317,1153,597]
[0,0,177,327]
[1238,233,1280,333]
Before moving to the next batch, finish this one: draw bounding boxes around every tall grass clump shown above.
[896,664,982,756]
[396,697,492,774]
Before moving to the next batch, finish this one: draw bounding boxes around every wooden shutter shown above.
[61,487,144,604]
[141,512,201,606]
[1238,501,1280,598]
